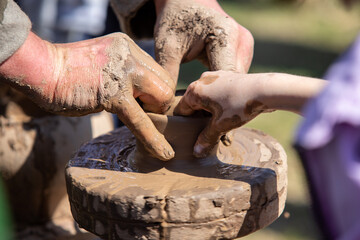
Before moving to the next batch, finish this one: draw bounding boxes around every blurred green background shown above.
[177,1,360,239]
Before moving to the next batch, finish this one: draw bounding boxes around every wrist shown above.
[0,32,58,103]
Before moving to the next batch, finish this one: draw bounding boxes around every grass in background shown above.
[177,1,360,239]
[222,0,360,51]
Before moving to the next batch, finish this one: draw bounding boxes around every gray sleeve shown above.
[0,0,31,64]
[110,0,156,40]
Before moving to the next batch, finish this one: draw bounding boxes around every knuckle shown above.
[239,26,254,49]
[200,71,224,79]
[163,87,175,102]
[114,32,130,41]
[187,81,199,93]
[200,71,212,79]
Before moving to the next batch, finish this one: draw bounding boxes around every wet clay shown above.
[199,75,219,85]
[66,109,287,239]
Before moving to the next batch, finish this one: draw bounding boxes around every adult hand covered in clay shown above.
[0,32,175,161]
[153,0,254,82]
[174,71,327,158]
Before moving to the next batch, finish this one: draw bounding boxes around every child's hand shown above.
[175,70,327,158]
[174,71,267,157]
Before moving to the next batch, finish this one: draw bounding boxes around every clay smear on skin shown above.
[242,99,275,125]
[101,33,129,104]
[155,0,240,73]
[198,75,219,85]
[244,100,266,116]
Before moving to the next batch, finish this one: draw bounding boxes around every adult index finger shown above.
[115,95,175,161]
[132,61,175,114]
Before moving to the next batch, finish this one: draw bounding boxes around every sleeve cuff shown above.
[0,0,31,64]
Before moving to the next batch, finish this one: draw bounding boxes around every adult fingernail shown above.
[157,143,175,161]
[164,148,175,160]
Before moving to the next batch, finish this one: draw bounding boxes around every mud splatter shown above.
[199,75,219,85]
[244,100,266,116]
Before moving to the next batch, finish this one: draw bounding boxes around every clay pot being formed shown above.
[66,108,288,240]
[131,113,219,172]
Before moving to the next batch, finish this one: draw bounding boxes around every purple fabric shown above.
[295,34,360,240]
